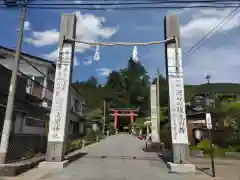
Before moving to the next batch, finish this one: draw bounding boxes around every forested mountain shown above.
[73,57,240,118]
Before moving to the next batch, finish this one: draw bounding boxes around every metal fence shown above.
[6,134,47,163]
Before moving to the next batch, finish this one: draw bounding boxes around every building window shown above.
[74,99,80,112]
[25,117,45,128]
[69,120,79,134]
[73,122,79,133]
[70,96,75,112]
[70,96,81,113]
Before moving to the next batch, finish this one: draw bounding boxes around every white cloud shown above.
[83,56,93,66]
[73,57,80,67]
[25,29,59,47]
[73,11,118,53]
[96,68,111,76]
[145,8,240,84]
[44,48,58,60]
[25,11,118,66]
[184,46,240,84]
[25,12,118,52]
[74,0,83,3]
[177,8,240,84]
[16,21,31,31]
[24,21,31,31]
[180,9,240,42]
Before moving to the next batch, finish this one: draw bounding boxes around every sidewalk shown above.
[187,157,240,180]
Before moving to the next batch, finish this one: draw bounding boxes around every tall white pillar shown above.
[150,84,160,143]
[45,13,76,163]
[164,15,195,173]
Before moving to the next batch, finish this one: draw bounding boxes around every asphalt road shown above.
[37,134,196,180]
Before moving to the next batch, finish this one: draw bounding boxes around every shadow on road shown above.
[82,155,162,161]
[157,152,215,177]
[142,147,161,153]
[65,152,88,163]
[196,167,213,177]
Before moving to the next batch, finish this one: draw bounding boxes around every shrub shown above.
[231,145,240,152]
[108,123,116,135]
[189,145,201,151]
[197,139,212,152]
[196,139,227,156]
[95,130,104,141]
[66,138,83,152]
[85,128,97,142]
[160,123,172,149]
[23,149,35,159]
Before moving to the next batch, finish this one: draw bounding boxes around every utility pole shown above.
[0,0,27,164]
[156,68,161,141]
[205,74,215,177]
[205,74,211,84]
[103,99,106,135]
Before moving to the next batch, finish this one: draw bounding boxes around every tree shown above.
[152,74,169,106]
[87,108,103,120]
[105,71,123,90]
[104,58,149,110]
[86,76,98,87]
[214,102,240,129]
[72,55,240,134]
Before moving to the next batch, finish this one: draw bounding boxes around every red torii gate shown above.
[109,108,139,130]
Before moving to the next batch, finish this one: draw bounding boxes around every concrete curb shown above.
[0,156,45,177]
[190,157,240,165]
[0,139,103,177]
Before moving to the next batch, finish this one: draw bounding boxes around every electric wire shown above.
[183,4,240,56]
[0,5,239,10]
[1,0,240,10]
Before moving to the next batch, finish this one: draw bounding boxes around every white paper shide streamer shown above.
[132,46,139,62]
[94,44,100,61]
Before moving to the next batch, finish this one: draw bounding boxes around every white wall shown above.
[0,57,48,78]
[92,123,99,132]
[14,113,46,135]
[13,109,84,136]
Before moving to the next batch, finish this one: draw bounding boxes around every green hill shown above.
[184,83,240,101]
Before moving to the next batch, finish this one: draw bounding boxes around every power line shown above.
[1,0,240,6]
[183,4,240,56]
[0,4,239,10]
[2,0,240,9]
[14,0,240,5]
[30,0,240,1]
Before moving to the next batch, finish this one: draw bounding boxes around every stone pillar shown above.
[130,113,134,124]
[114,112,118,130]
[42,13,76,167]
[164,14,195,172]
[150,84,160,143]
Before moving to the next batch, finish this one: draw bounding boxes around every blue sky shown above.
[0,4,240,85]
